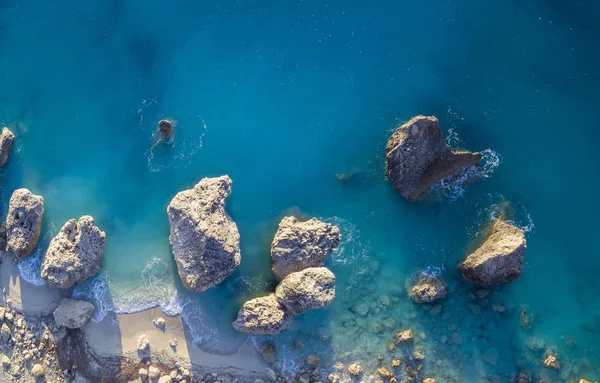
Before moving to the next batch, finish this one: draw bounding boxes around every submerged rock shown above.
[396,329,413,344]
[232,294,293,335]
[385,115,482,200]
[5,188,44,258]
[457,219,526,286]
[409,274,447,303]
[260,342,277,364]
[275,267,335,315]
[271,216,341,280]
[543,354,560,370]
[168,176,241,292]
[53,298,94,329]
[0,127,15,167]
[41,216,106,288]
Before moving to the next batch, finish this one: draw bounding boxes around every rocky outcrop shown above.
[385,115,482,200]
[275,267,335,315]
[458,220,526,286]
[41,216,106,289]
[0,127,15,166]
[232,294,293,335]
[5,188,44,258]
[53,298,94,329]
[168,176,241,292]
[409,274,447,303]
[271,217,340,280]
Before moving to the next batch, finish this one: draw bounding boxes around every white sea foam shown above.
[16,247,46,286]
[144,112,207,172]
[323,217,371,267]
[431,148,501,201]
[72,272,115,323]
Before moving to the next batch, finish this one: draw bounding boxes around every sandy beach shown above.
[0,256,269,382]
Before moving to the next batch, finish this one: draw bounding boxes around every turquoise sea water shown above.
[1,0,600,381]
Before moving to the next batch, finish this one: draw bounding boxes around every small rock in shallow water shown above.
[409,274,447,303]
[439,335,448,344]
[347,363,362,377]
[391,359,401,368]
[468,303,482,315]
[396,329,413,344]
[543,354,560,370]
[520,306,534,329]
[492,303,506,313]
[430,305,442,316]
[351,303,369,317]
[377,367,393,379]
[413,346,426,360]
[475,289,490,299]
[423,379,436,383]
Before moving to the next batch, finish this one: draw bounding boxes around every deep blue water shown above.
[1,0,600,381]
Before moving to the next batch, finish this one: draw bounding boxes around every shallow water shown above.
[1,0,600,381]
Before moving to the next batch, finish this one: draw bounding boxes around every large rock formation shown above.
[409,274,447,303]
[41,216,106,288]
[275,267,336,315]
[232,294,293,335]
[53,298,94,329]
[0,127,15,167]
[458,220,526,286]
[5,188,44,258]
[385,115,482,200]
[271,217,341,280]
[167,176,241,292]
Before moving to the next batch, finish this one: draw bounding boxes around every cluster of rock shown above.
[0,305,65,381]
[138,363,191,383]
[233,216,340,335]
[167,176,241,292]
[385,115,482,200]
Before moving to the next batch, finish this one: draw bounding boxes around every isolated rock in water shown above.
[232,294,293,334]
[458,220,526,286]
[0,127,15,167]
[5,188,44,258]
[385,115,482,200]
[53,298,94,329]
[271,216,341,280]
[275,267,336,315]
[168,176,241,292]
[41,216,106,289]
[409,274,447,303]
[260,342,277,364]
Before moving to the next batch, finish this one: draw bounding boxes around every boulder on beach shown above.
[5,188,44,258]
[0,127,15,167]
[53,298,94,329]
[232,294,293,335]
[275,267,336,315]
[271,216,341,280]
[167,176,241,292]
[41,216,106,289]
[409,274,447,303]
[385,115,482,200]
[458,219,526,286]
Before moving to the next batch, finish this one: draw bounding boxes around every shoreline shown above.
[0,255,269,382]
